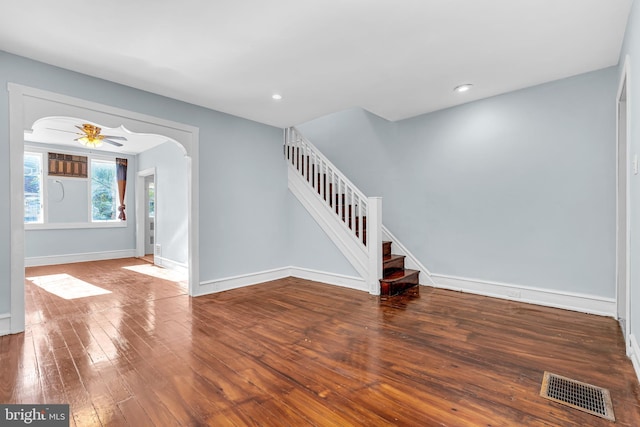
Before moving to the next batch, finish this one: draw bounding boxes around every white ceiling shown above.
[0,0,632,128]
[25,117,171,155]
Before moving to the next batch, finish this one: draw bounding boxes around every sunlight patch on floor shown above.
[27,273,112,299]
[123,264,187,285]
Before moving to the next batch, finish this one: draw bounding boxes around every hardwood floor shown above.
[2,258,640,426]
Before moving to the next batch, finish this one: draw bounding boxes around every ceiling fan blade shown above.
[101,135,127,141]
[104,139,124,147]
[46,128,82,135]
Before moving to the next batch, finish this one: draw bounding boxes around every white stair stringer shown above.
[288,166,369,280]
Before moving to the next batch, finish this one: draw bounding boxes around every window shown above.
[148,182,155,218]
[24,147,125,228]
[24,152,43,223]
[91,159,119,221]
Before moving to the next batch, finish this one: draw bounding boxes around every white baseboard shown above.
[432,273,616,317]
[0,313,11,336]
[197,266,367,297]
[154,256,188,276]
[197,267,291,296]
[630,334,640,385]
[289,267,367,292]
[25,249,137,267]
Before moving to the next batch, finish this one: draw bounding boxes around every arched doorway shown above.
[8,84,200,334]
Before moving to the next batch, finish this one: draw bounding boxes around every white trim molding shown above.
[196,266,367,297]
[154,256,188,276]
[431,273,616,317]
[8,83,200,334]
[26,222,127,230]
[289,267,367,292]
[197,267,291,296]
[25,250,137,267]
[630,334,640,384]
[136,167,156,258]
[0,313,11,336]
[616,54,632,351]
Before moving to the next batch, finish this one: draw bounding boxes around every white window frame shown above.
[90,156,121,223]
[24,144,126,230]
[23,150,44,224]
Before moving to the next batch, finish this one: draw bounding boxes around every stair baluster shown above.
[285,127,419,296]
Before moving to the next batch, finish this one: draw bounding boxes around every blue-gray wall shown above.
[0,50,289,315]
[619,0,640,354]
[138,141,188,266]
[299,66,618,298]
[0,46,623,318]
[287,192,358,276]
[23,143,137,260]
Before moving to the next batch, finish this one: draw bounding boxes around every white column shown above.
[367,197,383,295]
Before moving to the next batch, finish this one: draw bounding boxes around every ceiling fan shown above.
[48,123,127,148]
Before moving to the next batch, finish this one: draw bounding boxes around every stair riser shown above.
[383,257,405,275]
[380,271,419,286]
[379,270,419,296]
[382,241,392,257]
[380,279,419,296]
[380,281,419,296]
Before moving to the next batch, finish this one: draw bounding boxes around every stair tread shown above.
[381,269,419,282]
[383,254,405,262]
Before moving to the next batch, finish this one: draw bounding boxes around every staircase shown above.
[285,127,421,296]
[381,240,420,296]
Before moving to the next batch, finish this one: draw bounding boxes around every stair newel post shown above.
[367,197,383,295]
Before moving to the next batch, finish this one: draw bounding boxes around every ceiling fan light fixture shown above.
[78,136,103,148]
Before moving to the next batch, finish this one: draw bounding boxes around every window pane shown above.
[24,152,43,223]
[91,160,118,221]
[148,182,155,218]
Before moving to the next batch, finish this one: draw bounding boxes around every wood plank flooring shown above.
[2,258,639,426]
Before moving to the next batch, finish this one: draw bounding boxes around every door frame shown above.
[136,168,156,259]
[616,55,631,353]
[8,84,200,334]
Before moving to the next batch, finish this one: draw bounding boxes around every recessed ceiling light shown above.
[454,84,473,93]
[272,94,282,100]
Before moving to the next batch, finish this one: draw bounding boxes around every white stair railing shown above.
[284,127,382,294]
